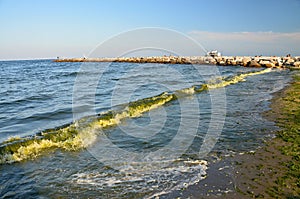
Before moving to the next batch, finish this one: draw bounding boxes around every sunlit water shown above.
[0,60,292,198]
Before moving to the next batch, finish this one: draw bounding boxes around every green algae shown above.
[0,69,273,164]
[271,73,300,197]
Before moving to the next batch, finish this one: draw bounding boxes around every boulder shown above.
[242,57,251,67]
[232,61,238,66]
[284,58,295,66]
[225,57,235,66]
[259,60,275,68]
[248,60,262,67]
[218,60,226,66]
[274,59,283,67]
[215,57,223,63]
[294,61,300,67]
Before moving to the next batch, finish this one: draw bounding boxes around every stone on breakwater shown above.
[259,60,275,68]
[248,60,262,68]
[242,57,252,67]
[283,57,295,66]
[294,61,300,67]
[226,57,236,66]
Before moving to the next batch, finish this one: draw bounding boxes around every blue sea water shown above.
[0,60,292,198]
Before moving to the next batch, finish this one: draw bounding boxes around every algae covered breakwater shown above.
[54,55,300,69]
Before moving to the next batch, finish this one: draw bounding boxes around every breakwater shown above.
[54,55,300,68]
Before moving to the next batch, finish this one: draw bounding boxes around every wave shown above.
[0,68,272,164]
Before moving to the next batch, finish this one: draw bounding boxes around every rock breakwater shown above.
[54,55,300,69]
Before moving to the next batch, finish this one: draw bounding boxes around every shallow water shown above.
[0,60,291,198]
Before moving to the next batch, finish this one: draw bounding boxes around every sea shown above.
[0,59,292,198]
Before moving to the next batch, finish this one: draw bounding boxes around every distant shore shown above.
[54,55,300,69]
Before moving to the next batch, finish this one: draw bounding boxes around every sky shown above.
[0,0,300,60]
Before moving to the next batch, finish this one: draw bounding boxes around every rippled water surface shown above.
[0,60,292,198]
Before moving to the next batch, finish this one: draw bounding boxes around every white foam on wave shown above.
[69,159,207,198]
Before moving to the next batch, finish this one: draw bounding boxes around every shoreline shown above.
[226,72,300,198]
[162,71,300,198]
[54,55,300,69]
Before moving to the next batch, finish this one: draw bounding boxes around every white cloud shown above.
[189,31,300,56]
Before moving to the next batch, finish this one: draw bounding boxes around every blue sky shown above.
[0,0,300,59]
